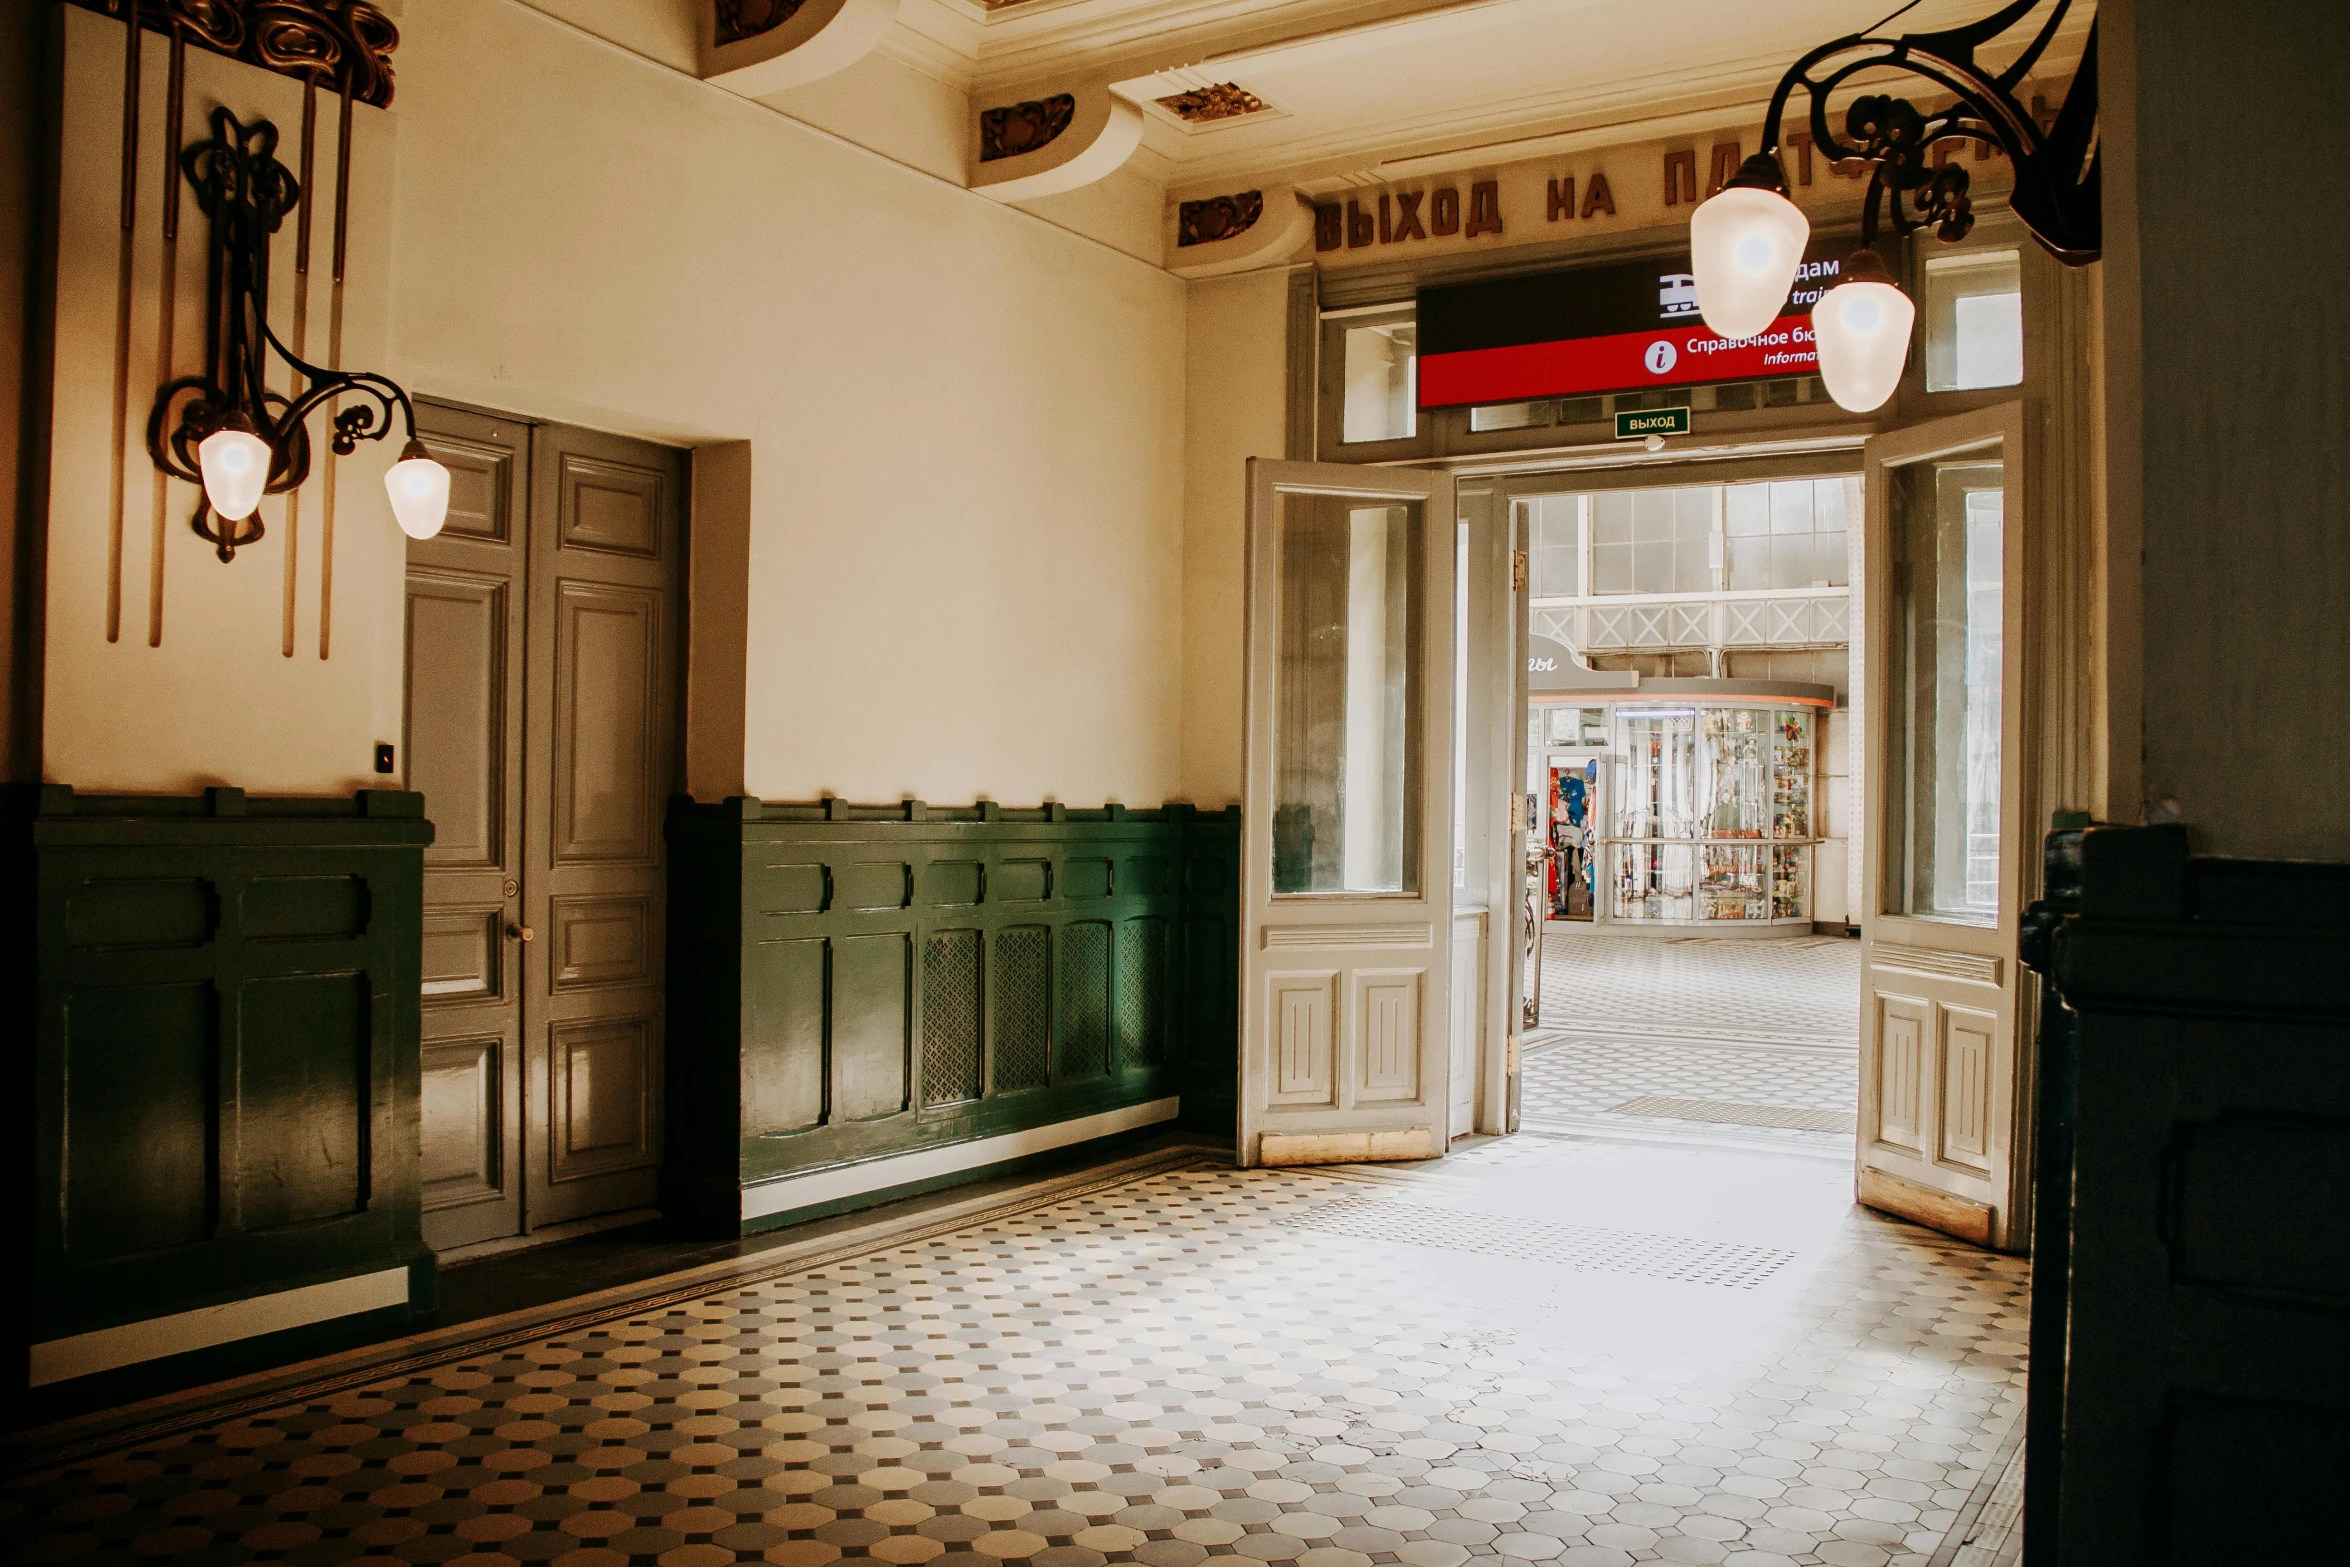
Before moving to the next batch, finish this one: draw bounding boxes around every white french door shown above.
[1857,403,2030,1248]
[1239,460,1458,1167]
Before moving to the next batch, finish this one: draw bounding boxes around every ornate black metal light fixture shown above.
[1688,0,2100,411]
[148,105,447,561]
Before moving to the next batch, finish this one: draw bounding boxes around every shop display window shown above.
[1602,700,1822,927]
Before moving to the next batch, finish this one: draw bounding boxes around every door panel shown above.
[409,404,529,1252]
[524,424,683,1230]
[1858,403,2028,1248]
[1240,460,1456,1167]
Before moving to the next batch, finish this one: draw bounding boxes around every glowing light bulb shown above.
[197,425,272,520]
[1689,183,1809,341]
[1811,250,1916,412]
[384,439,451,540]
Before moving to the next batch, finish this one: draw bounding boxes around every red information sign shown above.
[1418,314,1821,408]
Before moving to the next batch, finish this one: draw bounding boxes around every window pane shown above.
[1531,498,1581,597]
[1470,400,1549,432]
[1633,541,1671,593]
[1340,321,1418,442]
[1811,531,1847,588]
[1271,494,1423,894]
[1725,484,1768,537]
[1727,537,1768,588]
[1592,492,1634,547]
[1885,450,2004,922]
[1924,251,2024,392]
[1771,537,1805,591]
[1769,481,1812,534]
[1812,476,1847,533]
[1632,490,1675,543]
[1593,542,1632,593]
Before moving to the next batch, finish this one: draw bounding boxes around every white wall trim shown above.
[29,1267,412,1388]
[739,1098,1181,1222]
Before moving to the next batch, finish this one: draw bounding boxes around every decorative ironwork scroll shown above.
[714,0,808,47]
[67,0,400,105]
[1177,191,1264,248]
[979,95,1076,163]
[148,108,422,561]
[1156,83,1268,123]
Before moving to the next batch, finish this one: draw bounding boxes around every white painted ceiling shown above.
[887,0,2093,197]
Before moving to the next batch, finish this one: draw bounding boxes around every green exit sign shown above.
[1616,406,1691,440]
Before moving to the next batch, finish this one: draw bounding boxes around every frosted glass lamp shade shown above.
[197,425,272,521]
[1690,184,1809,342]
[385,440,451,540]
[1813,269,1917,413]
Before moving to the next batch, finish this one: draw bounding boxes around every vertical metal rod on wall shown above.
[319,85,352,661]
[147,29,185,648]
[282,79,318,659]
[107,9,142,644]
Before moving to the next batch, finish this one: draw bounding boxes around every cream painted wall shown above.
[391,0,1189,807]
[41,8,404,795]
[1015,166,1167,269]
[2104,0,2350,861]
[515,0,699,72]
[1177,268,1289,808]
[759,48,968,185]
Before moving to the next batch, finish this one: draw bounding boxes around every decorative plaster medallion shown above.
[1177,191,1265,247]
[1155,83,1268,123]
[714,0,808,46]
[979,94,1077,162]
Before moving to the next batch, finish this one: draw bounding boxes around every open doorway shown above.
[1510,467,1868,1164]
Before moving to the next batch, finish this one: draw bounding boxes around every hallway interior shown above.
[8,1123,2025,1567]
[1523,938,1860,1160]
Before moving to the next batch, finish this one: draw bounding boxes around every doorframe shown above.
[1457,478,1517,1134]
[405,397,695,1253]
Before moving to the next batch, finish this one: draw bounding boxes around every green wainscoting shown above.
[666,800,1239,1232]
[3,785,434,1396]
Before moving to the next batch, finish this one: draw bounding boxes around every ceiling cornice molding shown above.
[873,19,977,89]
[969,0,1499,100]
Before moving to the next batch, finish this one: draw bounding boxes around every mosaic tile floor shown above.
[1518,1038,1857,1158]
[1532,938,1860,1048]
[7,1137,2027,1567]
[1522,935,1859,1157]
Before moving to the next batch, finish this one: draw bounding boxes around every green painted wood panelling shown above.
[664,801,1241,1232]
[3,785,435,1386]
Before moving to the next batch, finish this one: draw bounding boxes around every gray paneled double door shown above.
[406,402,684,1251]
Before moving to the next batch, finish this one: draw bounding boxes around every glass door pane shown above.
[1271,493,1425,894]
[1884,448,2005,923]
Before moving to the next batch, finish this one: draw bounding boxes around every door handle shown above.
[507,923,534,942]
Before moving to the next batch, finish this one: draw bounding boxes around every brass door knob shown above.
[507,923,534,941]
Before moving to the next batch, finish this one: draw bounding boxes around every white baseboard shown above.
[739,1097,1182,1223]
[30,1266,413,1388]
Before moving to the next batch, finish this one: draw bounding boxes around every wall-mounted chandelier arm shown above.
[1736,0,2096,265]
[258,314,419,459]
[141,100,449,565]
